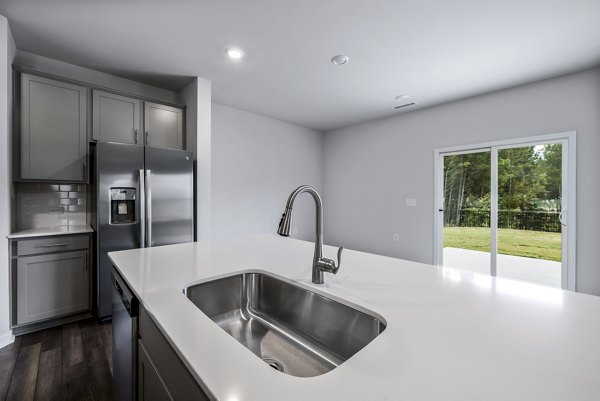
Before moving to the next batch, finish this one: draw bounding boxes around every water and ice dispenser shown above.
[110,188,136,224]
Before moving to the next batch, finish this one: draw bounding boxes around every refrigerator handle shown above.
[146,169,152,247]
[139,169,146,248]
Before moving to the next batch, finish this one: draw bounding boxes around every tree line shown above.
[443,144,562,227]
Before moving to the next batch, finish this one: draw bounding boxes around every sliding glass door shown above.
[441,149,491,275]
[495,143,567,287]
[436,135,574,290]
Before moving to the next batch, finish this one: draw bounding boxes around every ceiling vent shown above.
[394,95,416,110]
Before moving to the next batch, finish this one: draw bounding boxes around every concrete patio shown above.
[443,247,561,288]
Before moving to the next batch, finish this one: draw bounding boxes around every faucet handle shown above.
[335,246,343,271]
[317,246,343,275]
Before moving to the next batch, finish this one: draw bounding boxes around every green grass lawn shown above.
[444,227,561,262]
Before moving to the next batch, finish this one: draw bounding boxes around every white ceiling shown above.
[1,0,599,131]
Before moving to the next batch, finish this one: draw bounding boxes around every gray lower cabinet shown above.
[16,250,90,325]
[138,341,174,401]
[20,73,88,182]
[138,307,210,401]
[11,234,92,330]
[93,90,142,145]
[144,102,184,150]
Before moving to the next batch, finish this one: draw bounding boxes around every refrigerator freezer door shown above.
[144,147,194,247]
[97,142,144,319]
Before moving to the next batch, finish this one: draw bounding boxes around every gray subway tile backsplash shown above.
[16,183,88,229]
[59,198,78,206]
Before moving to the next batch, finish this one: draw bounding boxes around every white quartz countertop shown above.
[108,235,600,401]
[7,225,94,239]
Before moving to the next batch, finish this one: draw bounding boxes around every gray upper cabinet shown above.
[20,73,88,182]
[92,90,142,145]
[144,102,184,150]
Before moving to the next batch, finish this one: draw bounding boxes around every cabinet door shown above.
[138,341,174,401]
[139,308,210,400]
[93,90,141,145]
[20,73,88,181]
[144,102,184,150]
[16,250,90,325]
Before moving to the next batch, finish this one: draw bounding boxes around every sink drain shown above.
[263,358,284,372]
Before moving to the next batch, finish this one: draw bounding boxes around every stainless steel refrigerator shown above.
[93,142,194,319]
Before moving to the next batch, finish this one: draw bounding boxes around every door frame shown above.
[433,131,577,291]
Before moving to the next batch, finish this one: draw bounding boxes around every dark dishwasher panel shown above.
[112,269,138,401]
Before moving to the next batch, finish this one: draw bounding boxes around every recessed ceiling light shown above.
[226,47,245,60]
[330,55,350,65]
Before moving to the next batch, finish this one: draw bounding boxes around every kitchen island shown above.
[108,234,600,401]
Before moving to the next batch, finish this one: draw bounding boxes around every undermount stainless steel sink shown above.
[183,270,386,377]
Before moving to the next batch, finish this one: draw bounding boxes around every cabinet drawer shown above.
[17,234,90,256]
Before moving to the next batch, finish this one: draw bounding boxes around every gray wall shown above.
[192,78,212,240]
[211,103,323,241]
[179,79,199,160]
[0,14,16,346]
[323,68,600,296]
[179,77,213,240]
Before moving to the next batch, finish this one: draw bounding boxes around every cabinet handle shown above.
[134,129,139,144]
[38,243,71,247]
[83,163,87,180]
[145,130,150,145]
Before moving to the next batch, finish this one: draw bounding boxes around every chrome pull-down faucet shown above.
[277,185,343,284]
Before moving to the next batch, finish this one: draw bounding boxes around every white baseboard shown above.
[0,330,15,349]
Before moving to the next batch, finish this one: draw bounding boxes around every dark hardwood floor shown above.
[0,318,113,401]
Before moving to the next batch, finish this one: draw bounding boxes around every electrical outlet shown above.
[405,198,417,207]
[393,233,399,242]
[293,227,298,235]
